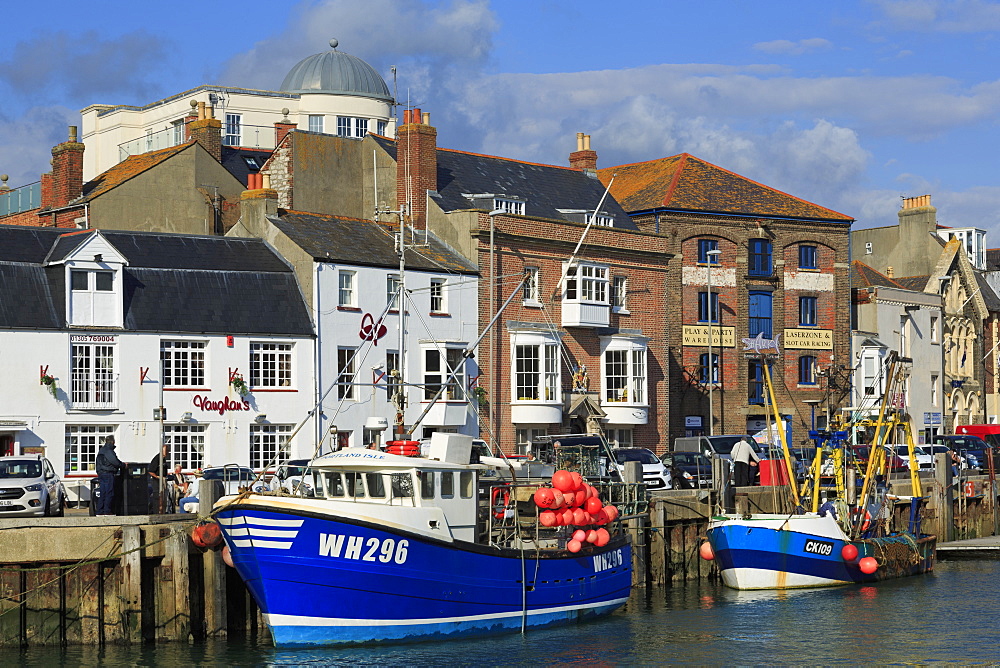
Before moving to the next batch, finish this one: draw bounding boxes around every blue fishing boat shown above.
[214,437,633,647]
[707,512,935,589]
[705,349,935,590]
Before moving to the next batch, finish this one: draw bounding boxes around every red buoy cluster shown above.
[533,469,618,551]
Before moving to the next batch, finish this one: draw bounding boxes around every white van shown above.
[612,448,671,489]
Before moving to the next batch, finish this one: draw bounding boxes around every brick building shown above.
[391,117,674,454]
[598,154,854,446]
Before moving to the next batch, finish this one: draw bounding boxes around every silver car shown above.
[0,455,65,517]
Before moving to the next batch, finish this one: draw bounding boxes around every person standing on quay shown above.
[95,435,123,515]
[731,438,760,488]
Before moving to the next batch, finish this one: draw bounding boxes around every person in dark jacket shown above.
[95,435,123,515]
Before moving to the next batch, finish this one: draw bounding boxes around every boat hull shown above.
[707,514,935,590]
[216,502,632,646]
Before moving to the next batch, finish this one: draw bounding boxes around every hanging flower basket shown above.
[40,373,58,398]
[230,373,250,397]
[473,386,488,409]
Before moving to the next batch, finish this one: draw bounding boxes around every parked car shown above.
[890,444,934,470]
[845,445,908,474]
[930,435,988,472]
[662,451,712,488]
[924,444,966,470]
[613,448,671,489]
[955,424,1000,448]
[274,459,314,496]
[0,455,65,517]
[180,465,271,513]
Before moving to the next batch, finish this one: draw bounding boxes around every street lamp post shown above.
[706,249,722,436]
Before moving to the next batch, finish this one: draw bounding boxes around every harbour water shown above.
[4,559,998,666]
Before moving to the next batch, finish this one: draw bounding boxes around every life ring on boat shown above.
[851,508,872,533]
[491,486,511,520]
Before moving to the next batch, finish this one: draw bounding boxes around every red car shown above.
[848,444,907,473]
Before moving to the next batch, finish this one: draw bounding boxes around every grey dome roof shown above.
[279,40,393,101]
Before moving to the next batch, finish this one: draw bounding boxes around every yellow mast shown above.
[761,360,800,507]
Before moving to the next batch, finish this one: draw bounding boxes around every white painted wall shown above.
[0,329,315,498]
[80,87,396,180]
[314,262,480,449]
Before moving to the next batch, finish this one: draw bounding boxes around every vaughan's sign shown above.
[193,395,250,415]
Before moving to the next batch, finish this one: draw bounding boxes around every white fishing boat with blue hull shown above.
[707,513,935,590]
[214,440,633,647]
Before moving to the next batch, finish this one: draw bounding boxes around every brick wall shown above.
[475,213,673,454]
[633,210,850,446]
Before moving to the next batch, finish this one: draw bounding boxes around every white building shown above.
[0,225,316,503]
[229,190,481,449]
[80,39,396,181]
[850,262,944,443]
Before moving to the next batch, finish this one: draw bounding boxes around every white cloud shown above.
[753,38,834,55]
[870,0,1000,32]
[217,0,497,101]
[0,30,170,103]
[0,106,78,188]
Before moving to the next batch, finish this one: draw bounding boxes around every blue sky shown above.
[2,0,999,237]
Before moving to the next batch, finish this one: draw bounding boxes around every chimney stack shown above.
[569,132,598,176]
[189,102,223,162]
[396,108,437,231]
[49,125,85,208]
[275,107,296,146]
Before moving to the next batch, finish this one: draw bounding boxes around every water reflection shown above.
[5,561,1000,666]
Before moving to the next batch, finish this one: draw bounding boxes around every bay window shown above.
[514,341,559,402]
[423,346,466,401]
[601,338,648,405]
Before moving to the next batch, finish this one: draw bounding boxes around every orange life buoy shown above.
[491,486,511,520]
[852,508,872,533]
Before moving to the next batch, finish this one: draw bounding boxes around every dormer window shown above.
[493,198,524,216]
[58,231,126,329]
[69,268,120,327]
[557,209,613,226]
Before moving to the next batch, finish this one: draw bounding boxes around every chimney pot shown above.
[422,112,430,125]
[569,133,598,175]
[68,126,78,142]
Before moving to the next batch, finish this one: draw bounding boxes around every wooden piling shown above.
[200,479,227,638]
[120,525,143,643]
[163,529,190,642]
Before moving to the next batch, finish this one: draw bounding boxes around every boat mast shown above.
[373,145,408,443]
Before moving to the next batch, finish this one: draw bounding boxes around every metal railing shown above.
[117,124,278,164]
[0,182,41,215]
[70,376,118,410]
